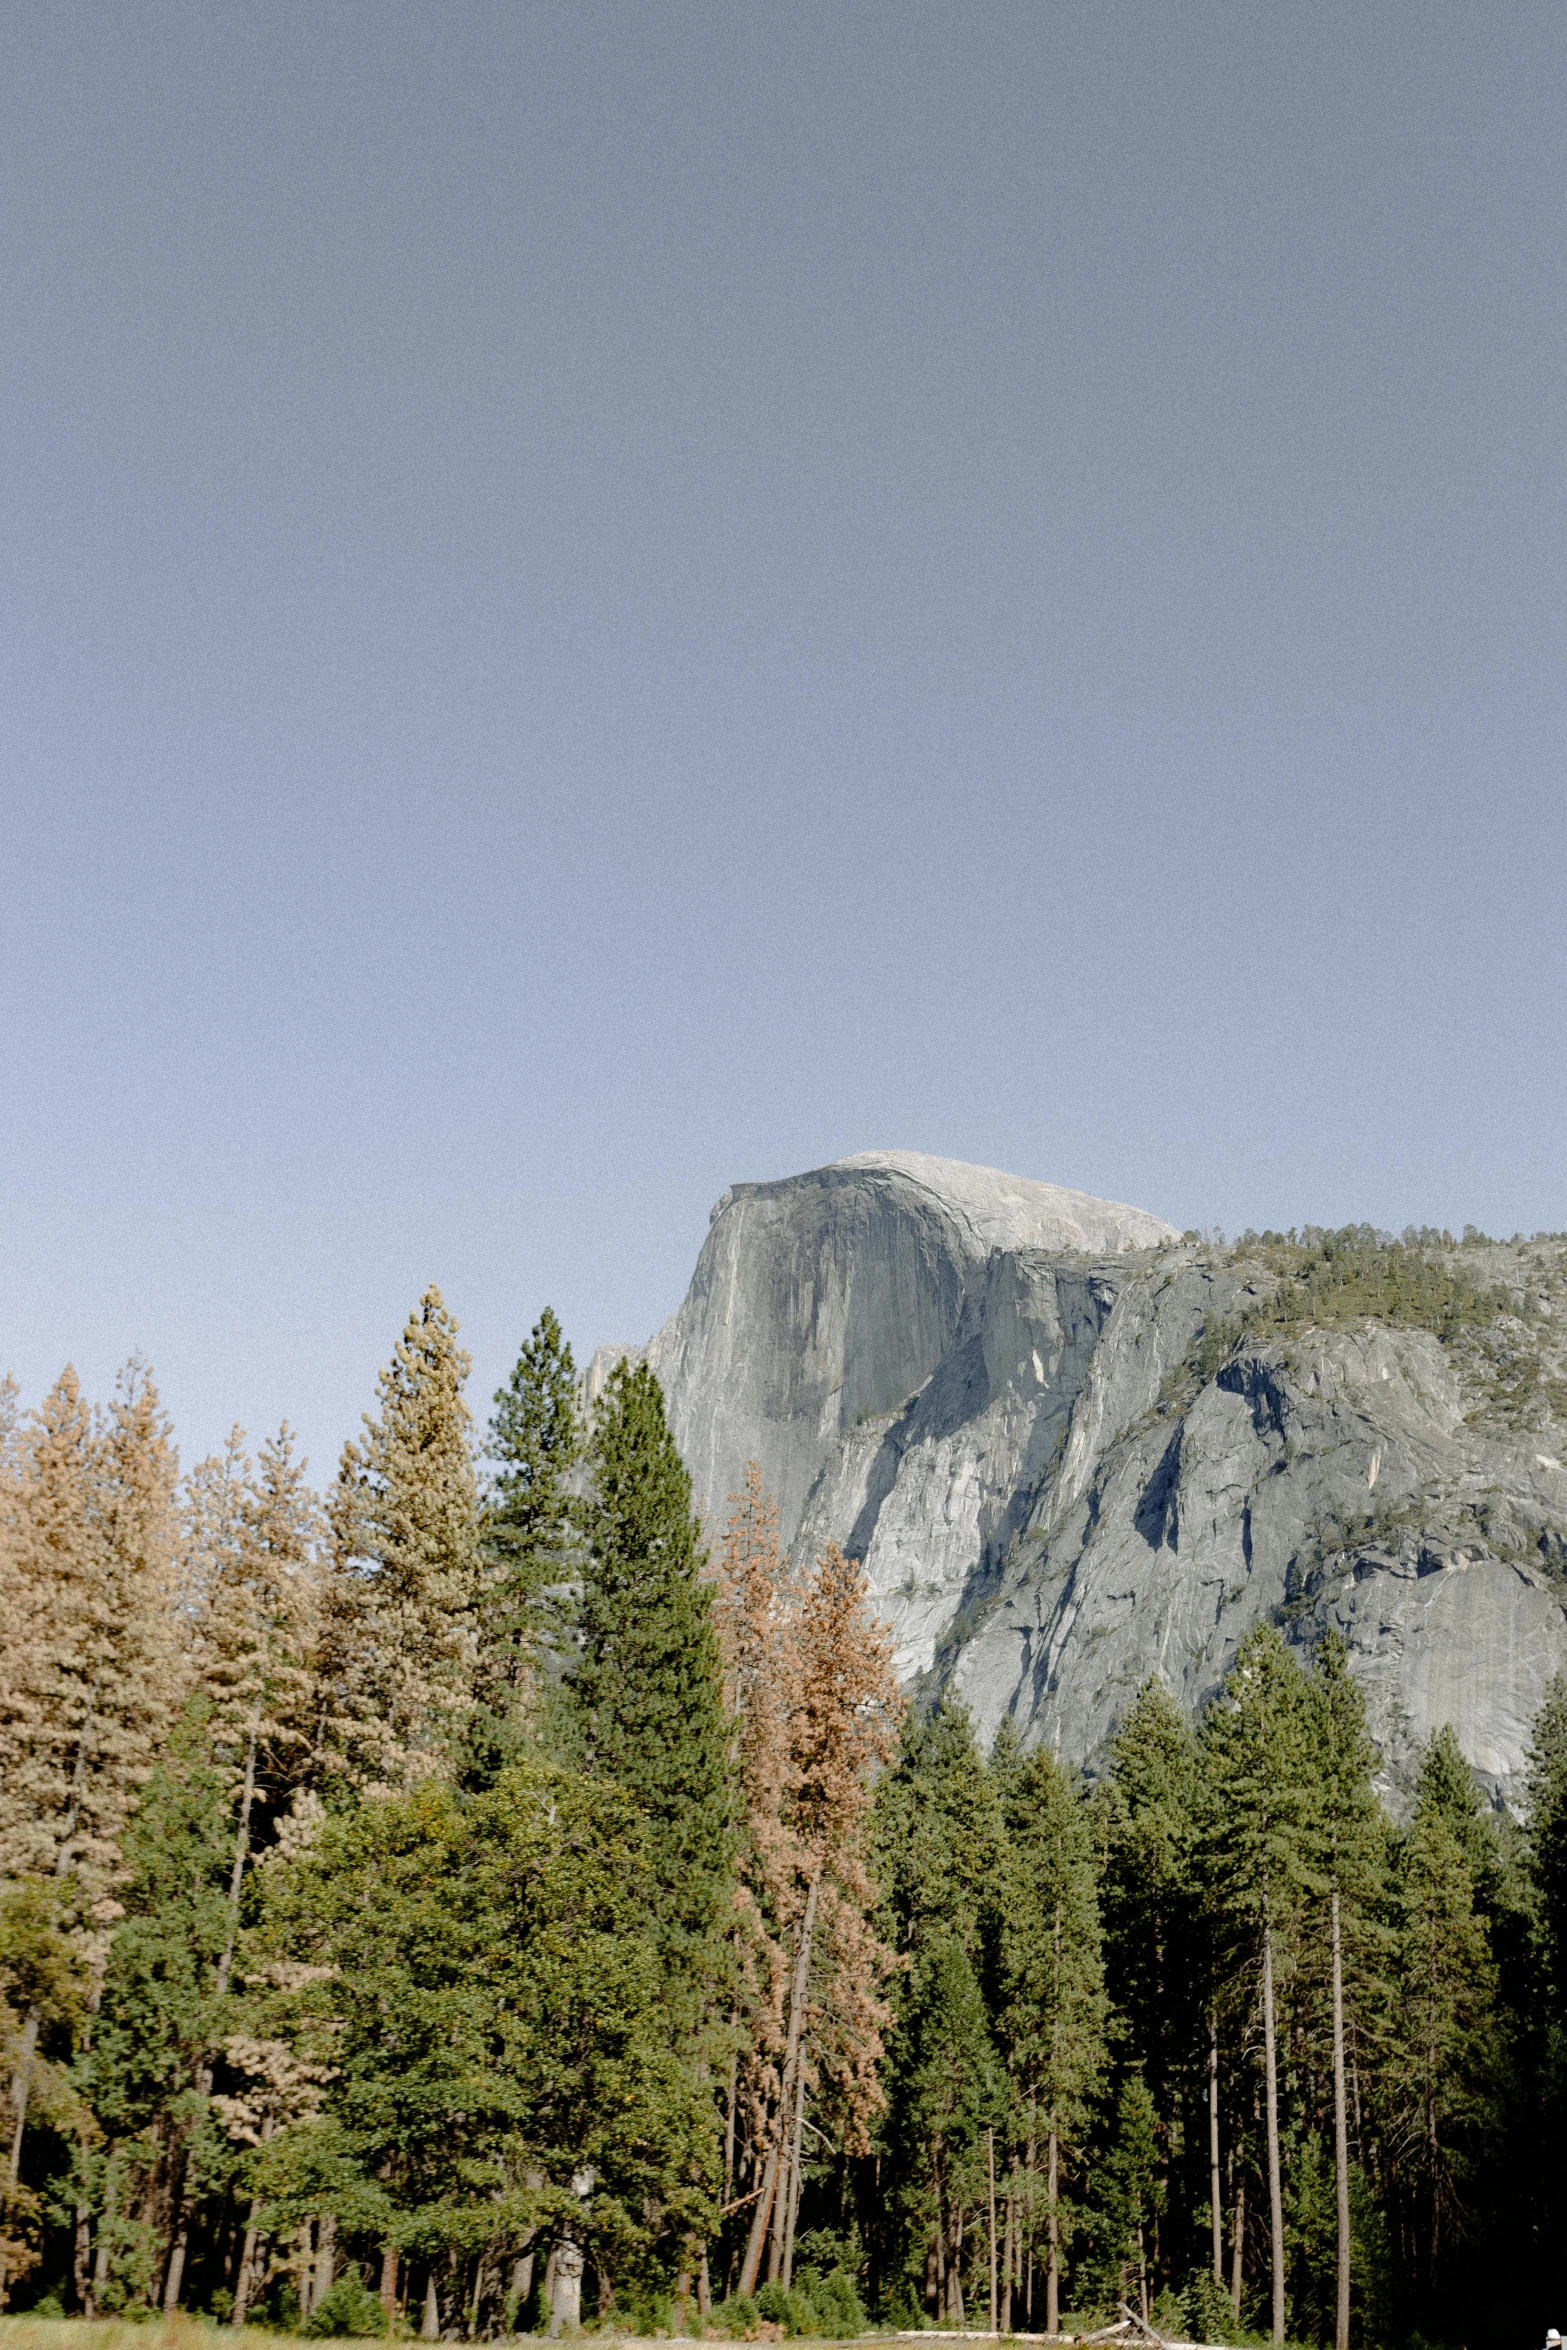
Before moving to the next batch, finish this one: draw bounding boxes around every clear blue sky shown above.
[3,2,1565,1480]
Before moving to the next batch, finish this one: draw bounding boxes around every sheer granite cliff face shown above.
[598,1153,1567,1805]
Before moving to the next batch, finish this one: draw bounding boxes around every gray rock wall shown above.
[608,1151,1567,1806]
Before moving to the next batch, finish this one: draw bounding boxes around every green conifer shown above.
[1306,1632,1384,2350]
[1097,1676,1200,2305]
[1198,1626,1314,2343]
[997,1747,1107,2333]
[1387,1729,1500,2298]
[474,1310,583,1768]
[1527,1674,1567,1992]
[573,1362,734,1953]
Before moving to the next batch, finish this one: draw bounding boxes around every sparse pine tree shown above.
[319,1289,481,1790]
[0,1362,180,2244]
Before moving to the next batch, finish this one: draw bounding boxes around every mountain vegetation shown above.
[0,1283,1563,2349]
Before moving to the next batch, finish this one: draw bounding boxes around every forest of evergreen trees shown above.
[1,1286,1565,2348]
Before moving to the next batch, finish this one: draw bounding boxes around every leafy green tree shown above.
[249,1759,717,2318]
[573,1361,734,1956]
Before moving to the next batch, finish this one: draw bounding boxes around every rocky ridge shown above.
[594,1151,1567,1806]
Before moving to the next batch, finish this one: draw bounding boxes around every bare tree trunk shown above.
[946,2205,965,2326]
[312,2214,336,2317]
[1261,1917,1285,2344]
[987,2127,998,2332]
[92,2162,117,2316]
[739,1870,820,2296]
[162,2186,191,2314]
[510,2248,535,2323]
[780,2063,807,2286]
[723,2042,738,2206]
[422,2267,440,2339]
[380,2244,399,2328]
[164,1726,262,2320]
[73,2205,93,2315]
[1331,1891,1351,2350]
[698,2250,711,2320]
[1230,2172,1245,2321]
[1025,2113,1036,2328]
[1209,2012,1223,2285]
[216,1725,259,1999]
[6,2009,39,2192]
[1001,2170,1014,2336]
[1045,2123,1060,2337]
[232,2213,262,2326]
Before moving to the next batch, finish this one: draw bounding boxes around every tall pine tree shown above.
[1386,1728,1500,2306]
[573,1360,734,1955]
[1306,1632,1384,2350]
[1198,1627,1314,2343]
[474,1309,583,1771]
[996,1745,1107,2333]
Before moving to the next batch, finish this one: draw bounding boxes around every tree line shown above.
[0,1289,1563,2347]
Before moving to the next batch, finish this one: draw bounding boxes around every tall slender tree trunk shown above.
[162,2180,191,2315]
[723,2040,738,2205]
[739,1870,819,2296]
[1209,2012,1223,2285]
[1045,2122,1060,2337]
[1001,2174,1015,2335]
[231,2212,262,2326]
[6,2011,40,2193]
[1261,1917,1285,2344]
[947,2207,965,2325]
[92,2162,117,2316]
[987,2126,998,2332]
[73,2204,93,2314]
[1230,2172,1245,2321]
[313,2213,337,2315]
[10,1702,99,2194]
[1330,1890,1351,2350]
[780,2063,807,2286]
[165,1722,263,2314]
[1025,2113,1036,2327]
